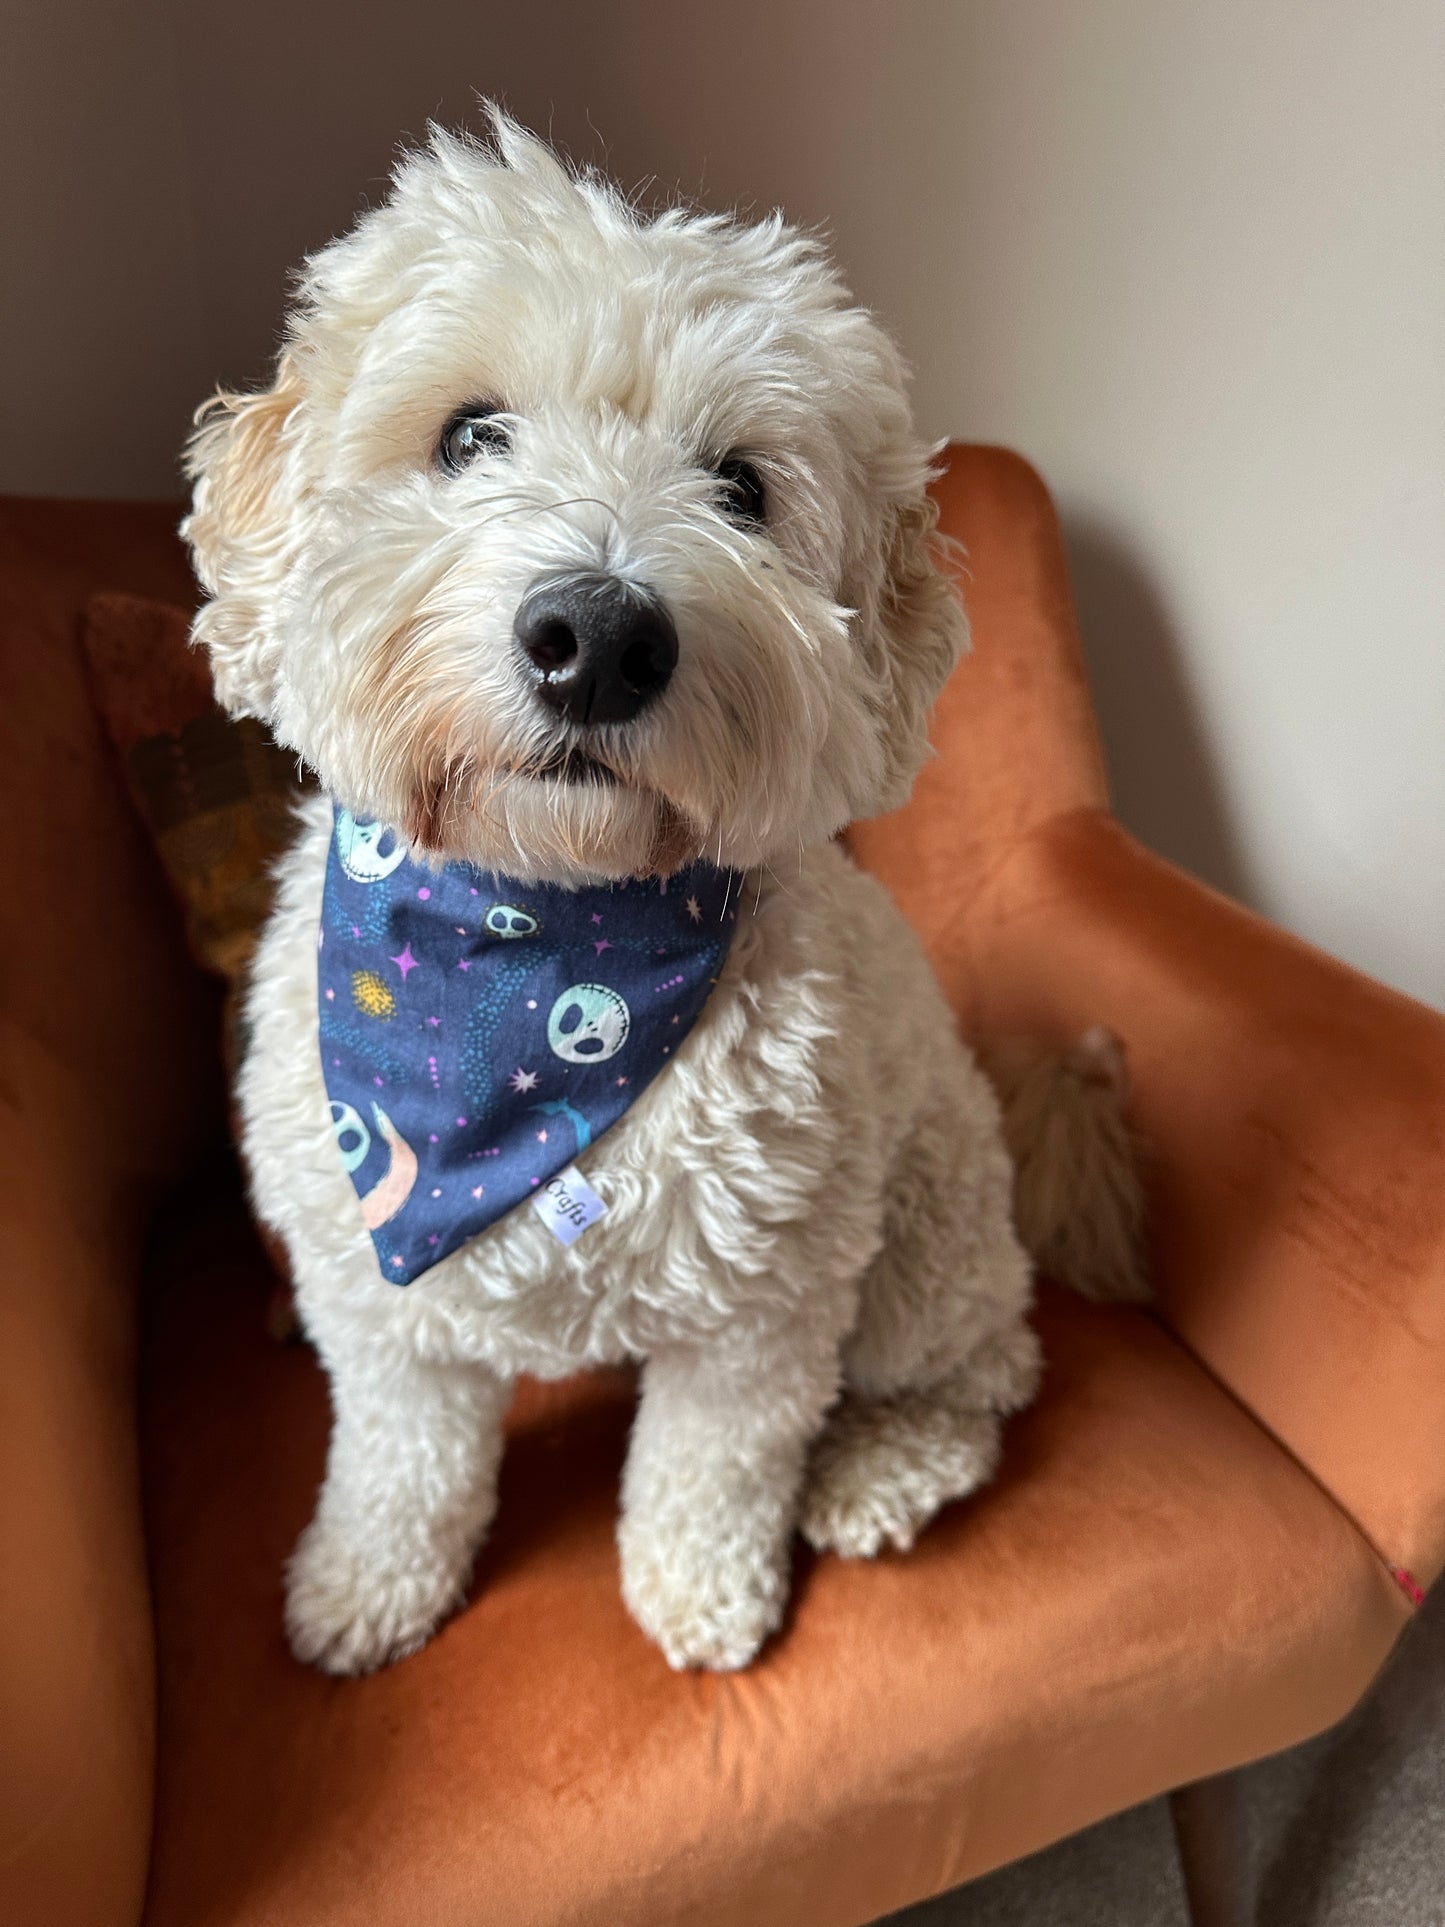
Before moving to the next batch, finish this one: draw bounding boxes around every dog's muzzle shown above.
[514,571,678,728]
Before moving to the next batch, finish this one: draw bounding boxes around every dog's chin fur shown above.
[183,110,1144,1679]
[438,774,701,886]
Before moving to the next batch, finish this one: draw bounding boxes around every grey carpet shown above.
[881,1577,1445,1926]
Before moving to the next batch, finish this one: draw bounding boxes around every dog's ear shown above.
[861,490,968,811]
[182,353,307,721]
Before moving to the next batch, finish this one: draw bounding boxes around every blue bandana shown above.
[317,806,742,1283]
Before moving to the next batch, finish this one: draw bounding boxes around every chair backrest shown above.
[848,443,1109,963]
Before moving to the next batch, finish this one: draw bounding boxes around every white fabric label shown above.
[531,1163,609,1246]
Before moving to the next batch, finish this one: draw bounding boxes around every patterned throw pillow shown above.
[80,592,311,988]
[82,591,311,1326]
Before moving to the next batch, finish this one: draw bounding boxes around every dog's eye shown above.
[713,456,766,528]
[438,406,511,474]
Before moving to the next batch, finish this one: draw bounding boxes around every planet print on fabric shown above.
[316,802,741,1283]
[547,983,631,1064]
[351,969,396,1020]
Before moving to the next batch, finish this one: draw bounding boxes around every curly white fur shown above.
[185,112,1047,1676]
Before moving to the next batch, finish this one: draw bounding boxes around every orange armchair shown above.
[2,448,1441,1927]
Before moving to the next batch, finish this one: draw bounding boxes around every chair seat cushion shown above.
[139,1182,1406,1927]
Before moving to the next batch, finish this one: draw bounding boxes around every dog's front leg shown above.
[285,1340,511,1675]
[619,1321,842,1671]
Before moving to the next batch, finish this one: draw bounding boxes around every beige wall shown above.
[0,0,588,493]
[1,0,209,497]
[4,1,1441,1005]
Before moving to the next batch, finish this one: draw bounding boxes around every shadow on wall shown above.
[1061,514,1255,910]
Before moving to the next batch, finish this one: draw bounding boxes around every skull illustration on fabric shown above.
[335,811,409,884]
[547,983,631,1063]
[484,904,541,939]
[330,1100,371,1171]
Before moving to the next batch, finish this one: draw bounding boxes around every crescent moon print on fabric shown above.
[359,1105,419,1229]
[317,801,742,1282]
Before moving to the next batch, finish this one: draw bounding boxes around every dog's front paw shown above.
[619,1516,790,1672]
[284,1516,471,1675]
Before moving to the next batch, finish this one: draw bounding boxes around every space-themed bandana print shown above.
[318,805,742,1284]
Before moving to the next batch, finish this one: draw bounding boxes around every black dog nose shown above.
[514,572,678,727]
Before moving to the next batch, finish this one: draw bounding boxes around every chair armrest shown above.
[0,1059,156,1927]
[921,805,1445,1592]
[855,448,1445,1592]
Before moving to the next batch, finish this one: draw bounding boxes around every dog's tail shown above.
[979,1027,1151,1304]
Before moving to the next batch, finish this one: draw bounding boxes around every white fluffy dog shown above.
[184,113,1137,1677]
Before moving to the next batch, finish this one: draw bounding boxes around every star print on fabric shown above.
[471,1185,484,1199]
[590,912,603,925]
[615,1075,629,1086]
[594,938,612,956]
[390,942,419,979]
[685,894,702,922]
[456,958,471,971]
[509,1067,539,1093]
[536,1128,549,1143]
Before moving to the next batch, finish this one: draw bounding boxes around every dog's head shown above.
[184,112,965,883]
